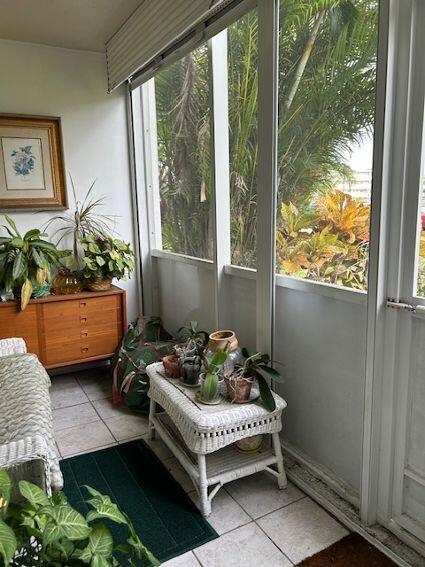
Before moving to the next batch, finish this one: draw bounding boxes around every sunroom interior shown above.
[0,0,425,566]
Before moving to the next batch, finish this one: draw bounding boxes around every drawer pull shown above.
[80,301,87,308]
[81,331,88,337]
[81,347,89,353]
[80,316,87,323]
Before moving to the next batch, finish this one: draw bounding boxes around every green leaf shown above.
[12,251,27,280]
[23,228,41,240]
[0,518,17,565]
[209,351,227,367]
[32,247,47,268]
[89,524,113,557]
[257,375,276,412]
[42,505,91,544]
[30,240,57,252]
[96,256,106,267]
[202,372,218,401]
[255,364,285,384]
[19,480,50,508]
[0,469,11,512]
[4,215,20,237]
[84,486,126,525]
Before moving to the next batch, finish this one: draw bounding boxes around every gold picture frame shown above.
[0,114,67,210]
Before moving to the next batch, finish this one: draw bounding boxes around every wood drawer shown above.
[45,341,82,367]
[79,326,121,359]
[77,295,119,313]
[78,308,122,330]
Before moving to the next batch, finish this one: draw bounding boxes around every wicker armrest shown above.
[0,338,27,357]
[0,435,51,496]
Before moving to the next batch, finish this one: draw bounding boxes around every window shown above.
[154,44,213,259]
[275,0,378,290]
[228,10,258,268]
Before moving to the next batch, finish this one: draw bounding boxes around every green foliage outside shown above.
[154,0,378,289]
[0,469,158,567]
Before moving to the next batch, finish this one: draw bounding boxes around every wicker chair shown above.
[0,338,63,497]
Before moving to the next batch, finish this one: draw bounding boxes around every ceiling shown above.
[0,0,143,52]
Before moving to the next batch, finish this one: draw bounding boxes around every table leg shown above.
[197,454,211,517]
[148,398,156,440]
[272,432,288,489]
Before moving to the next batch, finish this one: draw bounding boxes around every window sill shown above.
[151,251,367,305]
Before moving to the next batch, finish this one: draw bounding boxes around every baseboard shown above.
[281,440,360,508]
[281,442,424,567]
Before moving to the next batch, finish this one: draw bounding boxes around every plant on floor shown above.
[43,178,116,271]
[0,469,159,567]
[0,215,70,310]
[226,349,285,411]
[81,232,135,290]
[200,351,227,402]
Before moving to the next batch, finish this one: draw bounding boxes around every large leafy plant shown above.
[0,469,159,567]
[81,233,135,281]
[230,350,285,412]
[0,216,70,310]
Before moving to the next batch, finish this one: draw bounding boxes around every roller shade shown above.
[106,0,240,92]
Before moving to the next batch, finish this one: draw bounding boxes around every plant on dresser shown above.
[0,215,70,310]
[81,233,135,291]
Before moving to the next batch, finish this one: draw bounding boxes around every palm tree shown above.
[154,0,378,268]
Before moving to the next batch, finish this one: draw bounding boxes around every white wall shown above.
[0,39,139,320]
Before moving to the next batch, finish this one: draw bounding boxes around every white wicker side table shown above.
[146,362,287,517]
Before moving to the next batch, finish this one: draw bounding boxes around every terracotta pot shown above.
[88,276,113,291]
[207,330,238,353]
[225,375,254,403]
[205,330,243,376]
[235,435,263,455]
[52,272,84,295]
[163,354,180,379]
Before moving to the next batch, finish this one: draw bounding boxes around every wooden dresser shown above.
[0,286,126,369]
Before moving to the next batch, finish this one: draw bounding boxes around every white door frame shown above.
[363,0,425,553]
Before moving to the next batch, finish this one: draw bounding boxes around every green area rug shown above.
[60,439,218,563]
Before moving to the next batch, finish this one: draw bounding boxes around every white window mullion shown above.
[256,0,279,356]
[210,31,231,329]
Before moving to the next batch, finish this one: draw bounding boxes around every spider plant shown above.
[43,177,116,270]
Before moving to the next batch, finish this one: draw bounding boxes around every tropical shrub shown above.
[0,469,159,567]
[0,216,70,310]
[276,190,370,289]
[81,233,135,281]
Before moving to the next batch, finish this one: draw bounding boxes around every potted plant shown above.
[225,349,285,411]
[0,215,70,310]
[199,350,227,403]
[43,178,115,269]
[177,321,209,348]
[176,339,202,386]
[0,469,159,566]
[81,233,135,291]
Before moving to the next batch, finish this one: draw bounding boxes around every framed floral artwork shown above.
[0,115,67,209]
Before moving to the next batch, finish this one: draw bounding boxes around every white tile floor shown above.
[51,370,350,567]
